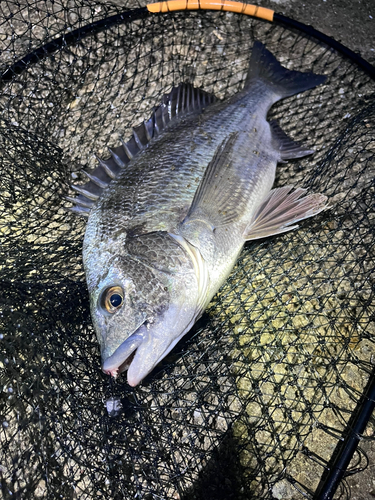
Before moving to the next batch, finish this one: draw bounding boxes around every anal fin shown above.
[270,120,315,161]
[243,185,328,241]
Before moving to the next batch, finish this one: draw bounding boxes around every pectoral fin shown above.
[179,133,244,263]
[182,132,243,229]
[243,185,328,241]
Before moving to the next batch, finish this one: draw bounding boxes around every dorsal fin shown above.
[66,83,217,217]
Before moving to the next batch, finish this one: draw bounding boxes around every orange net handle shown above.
[147,0,274,21]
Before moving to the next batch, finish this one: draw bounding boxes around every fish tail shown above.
[245,41,326,98]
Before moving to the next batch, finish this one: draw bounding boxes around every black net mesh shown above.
[1,1,375,499]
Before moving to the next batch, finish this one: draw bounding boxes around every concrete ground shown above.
[258,0,375,498]
[264,0,375,64]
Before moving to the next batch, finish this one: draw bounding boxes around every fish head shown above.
[84,231,201,386]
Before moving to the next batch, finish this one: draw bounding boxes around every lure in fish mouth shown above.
[68,41,328,386]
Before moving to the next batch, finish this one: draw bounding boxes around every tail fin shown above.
[245,41,326,98]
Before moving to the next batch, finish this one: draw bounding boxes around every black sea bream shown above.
[68,42,327,386]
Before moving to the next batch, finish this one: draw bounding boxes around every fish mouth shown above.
[101,323,148,381]
[102,312,199,387]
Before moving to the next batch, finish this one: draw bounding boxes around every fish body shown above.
[70,42,327,386]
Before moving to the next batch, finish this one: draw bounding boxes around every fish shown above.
[67,41,328,387]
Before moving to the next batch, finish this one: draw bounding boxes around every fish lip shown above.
[101,323,148,378]
[115,349,137,376]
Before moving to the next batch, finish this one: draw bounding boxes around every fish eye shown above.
[102,286,124,313]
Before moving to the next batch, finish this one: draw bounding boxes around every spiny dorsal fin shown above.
[66,83,216,217]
